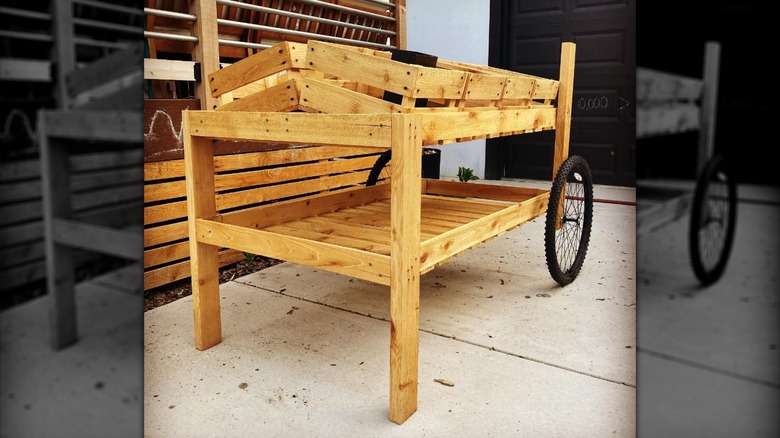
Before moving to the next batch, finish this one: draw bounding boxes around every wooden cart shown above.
[182,40,592,423]
[636,41,737,285]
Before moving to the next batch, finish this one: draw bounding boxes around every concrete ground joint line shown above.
[637,346,780,389]
[233,278,636,388]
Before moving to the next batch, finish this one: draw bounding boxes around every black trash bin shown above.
[422,148,441,179]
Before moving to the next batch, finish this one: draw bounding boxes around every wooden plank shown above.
[71,149,144,171]
[636,104,700,138]
[299,77,405,114]
[0,241,44,269]
[66,42,144,96]
[144,170,369,225]
[144,154,377,204]
[208,41,306,97]
[217,183,390,229]
[53,0,75,108]
[144,241,189,269]
[144,248,245,291]
[71,167,143,191]
[72,185,142,211]
[552,42,575,178]
[144,58,198,82]
[41,110,143,142]
[192,0,221,110]
[420,194,509,214]
[394,0,407,50]
[216,79,300,112]
[424,179,547,203]
[0,58,51,82]
[186,110,392,147]
[307,40,466,100]
[419,193,549,272]
[636,192,692,237]
[697,41,720,174]
[0,200,42,226]
[195,219,391,284]
[0,221,42,246]
[636,67,702,103]
[419,108,556,145]
[144,221,188,248]
[52,219,143,261]
[388,113,421,424]
[0,260,46,291]
[265,222,391,254]
[183,114,222,350]
[72,72,144,111]
[39,119,77,349]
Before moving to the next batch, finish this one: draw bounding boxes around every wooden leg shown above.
[39,113,77,349]
[388,113,422,424]
[182,112,221,350]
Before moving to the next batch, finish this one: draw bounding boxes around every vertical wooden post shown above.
[394,0,407,50]
[191,0,221,111]
[39,112,77,349]
[697,41,720,174]
[183,111,221,350]
[52,0,75,109]
[552,42,576,178]
[388,113,421,424]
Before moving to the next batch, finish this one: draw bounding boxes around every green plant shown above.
[457,167,480,182]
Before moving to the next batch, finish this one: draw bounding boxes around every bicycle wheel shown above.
[366,150,392,186]
[366,150,430,186]
[689,155,737,286]
[544,155,594,285]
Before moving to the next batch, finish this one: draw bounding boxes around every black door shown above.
[487,0,636,187]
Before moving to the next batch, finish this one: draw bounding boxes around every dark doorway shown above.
[487,0,636,187]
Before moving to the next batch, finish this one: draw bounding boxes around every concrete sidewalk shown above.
[0,179,636,437]
[636,183,780,437]
[143,179,636,436]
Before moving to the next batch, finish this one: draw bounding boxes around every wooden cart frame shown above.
[636,41,737,285]
[183,42,578,423]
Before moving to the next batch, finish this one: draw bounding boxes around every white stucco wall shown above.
[405,0,490,179]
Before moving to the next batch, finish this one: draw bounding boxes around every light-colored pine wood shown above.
[552,42,576,179]
[187,111,392,147]
[424,179,546,203]
[307,40,466,100]
[192,0,221,110]
[196,219,391,284]
[388,113,421,424]
[144,221,188,248]
[208,41,305,98]
[265,223,391,255]
[144,249,245,291]
[300,77,405,114]
[216,79,300,112]
[220,182,389,226]
[183,111,222,351]
[419,192,549,272]
[418,108,556,145]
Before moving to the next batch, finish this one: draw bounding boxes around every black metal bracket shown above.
[193,62,201,82]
